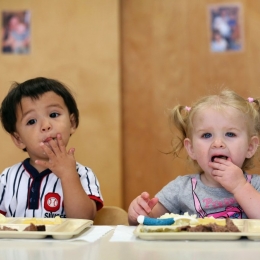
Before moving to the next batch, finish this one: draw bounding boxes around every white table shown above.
[1,227,260,260]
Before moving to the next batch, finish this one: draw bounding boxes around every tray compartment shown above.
[246,220,260,232]
[51,219,93,239]
[0,218,93,240]
[134,219,247,241]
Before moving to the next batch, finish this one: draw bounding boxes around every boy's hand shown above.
[35,133,77,179]
[128,191,158,225]
[209,157,246,194]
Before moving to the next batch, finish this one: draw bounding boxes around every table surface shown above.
[1,226,260,260]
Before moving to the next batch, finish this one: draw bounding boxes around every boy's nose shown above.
[42,126,51,131]
[41,120,52,132]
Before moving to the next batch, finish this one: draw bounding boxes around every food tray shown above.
[134,219,260,241]
[0,217,93,239]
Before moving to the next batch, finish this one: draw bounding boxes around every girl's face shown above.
[12,91,76,167]
[184,106,258,182]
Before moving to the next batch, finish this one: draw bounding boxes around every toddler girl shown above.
[128,90,260,225]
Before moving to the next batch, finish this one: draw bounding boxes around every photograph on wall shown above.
[2,10,31,54]
[208,3,243,53]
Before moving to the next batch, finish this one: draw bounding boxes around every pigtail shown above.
[169,105,190,158]
[252,98,260,113]
[248,97,260,109]
[248,97,260,135]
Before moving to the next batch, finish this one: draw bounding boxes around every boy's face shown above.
[12,91,76,164]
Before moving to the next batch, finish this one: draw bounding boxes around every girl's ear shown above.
[69,114,77,135]
[184,138,196,160]
[11,133,26,150]
[246,136,259,158]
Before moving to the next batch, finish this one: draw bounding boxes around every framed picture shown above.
[208,3,243,53]
[2,10,31,54]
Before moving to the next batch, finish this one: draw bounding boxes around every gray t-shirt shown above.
[156,173,260,219]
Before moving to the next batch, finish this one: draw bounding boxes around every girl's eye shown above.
[50,112,59,118]
[202,133,212,138]
[226,132,236,137]
[27,119,36,125]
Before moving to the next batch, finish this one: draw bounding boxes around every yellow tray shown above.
[134,219,260,241]
[0,218,93,239]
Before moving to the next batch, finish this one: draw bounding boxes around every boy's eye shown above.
[26,119,36,125]
[50,112,59,118]
[226,132,236,137]
[202,133,212,138]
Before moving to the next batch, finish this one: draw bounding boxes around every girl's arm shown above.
[210,158,260,218]
[233,182,260,219]
[128,192,168,225]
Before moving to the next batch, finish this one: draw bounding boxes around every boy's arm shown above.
[35,134,101,220]
[60,172,97,219]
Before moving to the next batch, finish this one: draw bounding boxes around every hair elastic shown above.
[248,97,254,103]
[185,106,191,111]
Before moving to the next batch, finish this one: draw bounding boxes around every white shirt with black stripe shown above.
[0,158,103,218]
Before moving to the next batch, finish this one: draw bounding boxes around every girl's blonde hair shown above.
[169,90,260,172]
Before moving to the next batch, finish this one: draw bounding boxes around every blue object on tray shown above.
[137,215,175,226]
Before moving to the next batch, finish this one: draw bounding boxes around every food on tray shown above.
[0,223,46,232]
[21,216,62,225]
[0,226,18,231]
[159,212,196,220]
[177,218,240,232]
[0,219,91,239]
[158,212,226,226]
[195,217,226,226]
[23,223,46,232]
[138,215,175,225]
[158,212,198,226]
[140,218,240,233]
[138,213,200,226]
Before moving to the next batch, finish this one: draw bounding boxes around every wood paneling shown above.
[121,0,260,210]
[0,0,122,207]
[2,0,260,212]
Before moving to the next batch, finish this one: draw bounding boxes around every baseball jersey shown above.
[156,173,260,219]
[0,158,103,218]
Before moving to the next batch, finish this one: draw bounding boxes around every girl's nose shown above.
[211,138,225,148]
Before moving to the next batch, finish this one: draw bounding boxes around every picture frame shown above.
[2,10,31,54]
[208,3,243,53]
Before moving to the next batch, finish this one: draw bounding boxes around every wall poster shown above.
[2,10,31,54]
[208,3,243,53]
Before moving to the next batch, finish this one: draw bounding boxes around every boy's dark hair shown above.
[0,77,79,135]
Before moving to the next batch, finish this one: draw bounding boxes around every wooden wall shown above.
[1,0,260,212]
[121,0,260,209]
[0,1,122,207]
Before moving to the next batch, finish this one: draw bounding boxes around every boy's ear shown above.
[69,114,77,135]
[11,133,26,150]
[184,138,196,160]
[246,136,259,158]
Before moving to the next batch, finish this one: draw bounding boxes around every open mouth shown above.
[211,155,228,162]
[43,137,56,143]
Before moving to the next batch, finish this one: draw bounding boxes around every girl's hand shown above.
[35,133,77,179]
[209,157,246,194]
[128,192,158,225]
